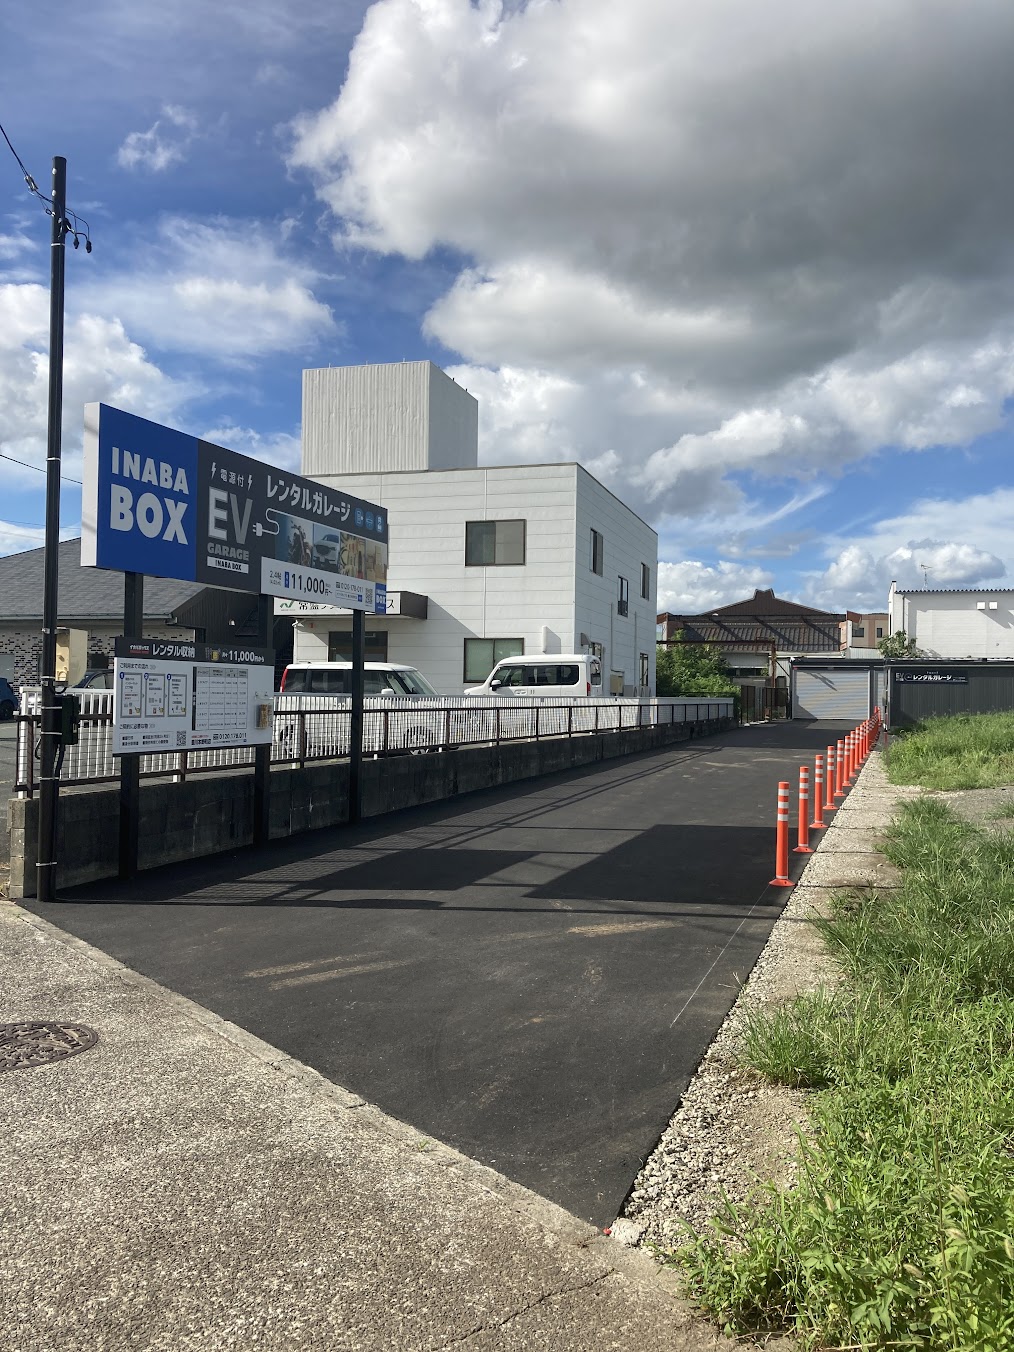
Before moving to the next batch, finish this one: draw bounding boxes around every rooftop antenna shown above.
[919,563,931,585]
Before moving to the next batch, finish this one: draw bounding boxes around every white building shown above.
[289,361,658,695]
[888,582,1014,659]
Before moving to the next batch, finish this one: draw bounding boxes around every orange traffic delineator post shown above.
[835,740,846,797]
[770,781,794,886]
[824,745,836,813]
[794,766,813,853]
[844,731,855,786]
[811,754,825,830]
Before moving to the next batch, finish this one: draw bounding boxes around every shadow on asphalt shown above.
[59,821,793,910]
[27,720,848,1226]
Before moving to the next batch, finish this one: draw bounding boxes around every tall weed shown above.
[888,713,1014,790]
[673,800,1014,1349]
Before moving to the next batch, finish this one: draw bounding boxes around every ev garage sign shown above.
[81,404,389,612]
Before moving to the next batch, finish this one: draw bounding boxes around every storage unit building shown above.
[791,660,884,721]
[887,661,1014,728]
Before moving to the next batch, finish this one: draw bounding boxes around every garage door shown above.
[793,668,871,720]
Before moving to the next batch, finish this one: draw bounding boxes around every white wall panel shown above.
[302,362,477,477]
[303,460,657,695]
[890,591,1014,659]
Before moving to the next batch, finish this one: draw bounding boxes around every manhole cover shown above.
[0,1021,99,1073]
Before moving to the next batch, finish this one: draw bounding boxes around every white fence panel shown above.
[14,689,733,790]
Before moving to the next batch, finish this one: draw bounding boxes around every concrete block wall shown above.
[7,717,732,897]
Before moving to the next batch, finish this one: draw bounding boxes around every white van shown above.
[276,661,442,757]
[464,654,602,698]
[280,661,439,697]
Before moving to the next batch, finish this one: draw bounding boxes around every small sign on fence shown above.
[112,638,274,755]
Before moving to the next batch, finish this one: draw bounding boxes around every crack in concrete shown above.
[425,1270,613,1349]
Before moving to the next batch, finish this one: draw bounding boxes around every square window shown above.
[464,637,524,682]
[853,626,865,638]
[465,520,526,566]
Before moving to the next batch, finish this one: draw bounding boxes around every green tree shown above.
[656,634,739,698]
[877,629,924,659]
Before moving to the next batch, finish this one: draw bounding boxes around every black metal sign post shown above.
[36,158,68,904]
[119,571,143,879]
[349,608,364,824]
[253,593,273,846]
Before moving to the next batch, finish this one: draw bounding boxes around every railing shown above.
[12,691,733,797]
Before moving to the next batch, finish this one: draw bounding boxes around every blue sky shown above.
[3,0,1014,615]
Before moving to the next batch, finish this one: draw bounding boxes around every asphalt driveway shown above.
[26,721,847,1226]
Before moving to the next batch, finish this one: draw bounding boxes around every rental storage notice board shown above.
[113,638,274,755]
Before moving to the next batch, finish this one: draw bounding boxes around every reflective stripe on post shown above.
[811,755,825,830]
[770,781,794,887]
[794,766,813,853]
[824,745,837,813]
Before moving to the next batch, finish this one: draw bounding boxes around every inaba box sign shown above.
[81,404,389,612]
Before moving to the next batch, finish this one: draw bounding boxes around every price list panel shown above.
[113,639,274,755]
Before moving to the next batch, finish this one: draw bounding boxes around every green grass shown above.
[887,712,1014,790]
[671,799,1014,1349]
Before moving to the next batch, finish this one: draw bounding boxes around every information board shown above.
[82,404,389,613]
[112,638,275,755]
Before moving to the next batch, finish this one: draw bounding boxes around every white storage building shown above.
[888,582,1014,659]
[291,362,658,695]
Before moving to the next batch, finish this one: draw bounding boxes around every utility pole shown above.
[37,157,69,904]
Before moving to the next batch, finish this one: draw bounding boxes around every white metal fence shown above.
[14,689,734,796]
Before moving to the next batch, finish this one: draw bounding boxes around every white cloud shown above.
[0,282,195,491]
[117,105,199,172]
[201,423,301,472]
[78,216,338,361]
[0,521,45,556]
[290,0,1014,518]
[657,560,774,614]
[802,488,1014,610]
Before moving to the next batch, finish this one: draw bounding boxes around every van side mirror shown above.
[380,687,396,697]
[490,679,502,690]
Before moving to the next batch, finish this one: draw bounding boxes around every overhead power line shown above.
[0,449,82,485]
[1,119,93,250]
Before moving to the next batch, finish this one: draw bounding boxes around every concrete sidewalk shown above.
[0,904,729,1351]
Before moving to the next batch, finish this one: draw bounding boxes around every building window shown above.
[465,520,526,566]
[329,631,389,662]
[590,528,604,575]
[853,625,865,638]
[876,626,883,639]
[640,563,650,599]
[463,637,524,683]
[639,652,649,687]
[617,576,629,617]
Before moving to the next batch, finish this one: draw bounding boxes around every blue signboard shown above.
[82,404,388,609]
